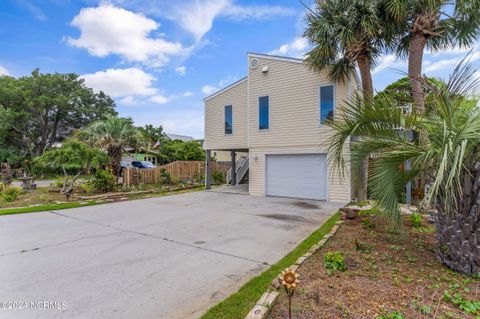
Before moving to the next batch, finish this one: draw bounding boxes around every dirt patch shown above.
[269,215,480,319]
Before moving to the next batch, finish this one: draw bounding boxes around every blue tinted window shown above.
[224,105,232,134]
[320,85,334,124]
[259,96,269,130]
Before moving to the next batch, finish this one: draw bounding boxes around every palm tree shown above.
[304,0,384,200]
[382,0,480,112]
[328,58,480,275]
[81,117,145,176]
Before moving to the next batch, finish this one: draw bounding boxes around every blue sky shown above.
[0,0,479,138]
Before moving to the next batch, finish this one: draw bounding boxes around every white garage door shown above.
[266,154,327,200]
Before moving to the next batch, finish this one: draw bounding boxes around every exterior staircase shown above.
[226,155,249,185]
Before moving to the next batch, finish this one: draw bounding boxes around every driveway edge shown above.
[244,219,344,319]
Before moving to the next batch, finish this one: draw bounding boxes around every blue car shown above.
[131,160,157,169]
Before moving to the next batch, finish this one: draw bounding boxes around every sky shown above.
[0,0,479,138]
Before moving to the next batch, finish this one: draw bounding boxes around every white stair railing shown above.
[226,155,248,185]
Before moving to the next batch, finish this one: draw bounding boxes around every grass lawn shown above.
[0,185,204,216]
[268,213,480,319]
[200,212,341,319]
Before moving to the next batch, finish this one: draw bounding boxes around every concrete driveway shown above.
[0,190,343,319]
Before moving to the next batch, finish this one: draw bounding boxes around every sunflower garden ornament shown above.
[279,267,299,319]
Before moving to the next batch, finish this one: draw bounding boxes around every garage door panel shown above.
[266,154,327,200]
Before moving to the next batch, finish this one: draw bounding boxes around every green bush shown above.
[160,169,174,185]
[361,217,375,229]
[90,169,117,193]
[409,212,422,228]
[53,177,66,188]
[80,182,95,195]
[213,171,225,184]
[1,186,22,202]
[323,251,347,274]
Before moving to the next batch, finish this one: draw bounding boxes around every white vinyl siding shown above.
[204,79,247,150]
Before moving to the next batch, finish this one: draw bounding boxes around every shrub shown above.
[409,212,422,228]
[213,171,225,184]
[160,169,174,185]
[323,251,347,274]
[361,217,375,229]
[1,186,22,202]
[53,177,66,188]
[80,182,95,195]
[90,169,117,193]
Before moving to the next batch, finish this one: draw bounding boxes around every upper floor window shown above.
[224,105,233,134]
[259,96,269,130]
[320,85,334,124]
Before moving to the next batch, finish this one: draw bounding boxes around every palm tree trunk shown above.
[355,55,374,201]
[408,32,427,113]
[107,146,122,177]
[435,163,480,275]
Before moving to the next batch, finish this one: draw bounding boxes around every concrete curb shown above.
[244,219,344,319]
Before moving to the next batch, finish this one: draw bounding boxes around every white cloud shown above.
[67,4,185,67]
[373,54,406,74]
[149,94,170,104]
[118,96,140,106]
[0,65,9,76]
[111,0,295,42]
[175,66,187,75]
[201,85,218,95]
[221,4,295,21]
[81,68,157,97]
[269,37,309,58]
[424,51,480,73]
[184,91,194,97]
[202,75,239,95]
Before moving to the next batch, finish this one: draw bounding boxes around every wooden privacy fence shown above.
[122,161,231,186]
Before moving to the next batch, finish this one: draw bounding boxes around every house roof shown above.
[165,133,194,142]
[203,77,248,102]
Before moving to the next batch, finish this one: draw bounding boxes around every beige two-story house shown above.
[204,53,358,202]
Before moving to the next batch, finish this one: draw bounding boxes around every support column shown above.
[405,160,412,205]
[231,151,236,185]
[205,150,212,190]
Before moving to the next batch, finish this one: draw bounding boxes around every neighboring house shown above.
[165,133,194,142]
[196,139,243,162]
[122,147,161,165]
[122,133,195,165]
[204,53,359,202]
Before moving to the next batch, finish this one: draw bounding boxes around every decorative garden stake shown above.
[279,267,299,319]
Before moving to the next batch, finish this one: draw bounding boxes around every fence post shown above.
[205,151,212,190]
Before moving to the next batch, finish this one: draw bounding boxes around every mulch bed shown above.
[269,213,479,319]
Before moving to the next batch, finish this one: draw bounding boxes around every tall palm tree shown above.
[304,0,384,200]
[382,0,480,112]
[81,117,145,176]
[328,58,480,275]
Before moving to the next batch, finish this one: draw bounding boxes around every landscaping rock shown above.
[256,291,279,307]
[245,305,269,319]
[339,207,358,219]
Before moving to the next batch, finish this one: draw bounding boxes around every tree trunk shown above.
[355,55,373,201]
[108,146,122,177]
[435,163,480,275]
[408,32,427,113]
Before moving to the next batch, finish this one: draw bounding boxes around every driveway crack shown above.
[47,211,269,265]
[0,230,125,257]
